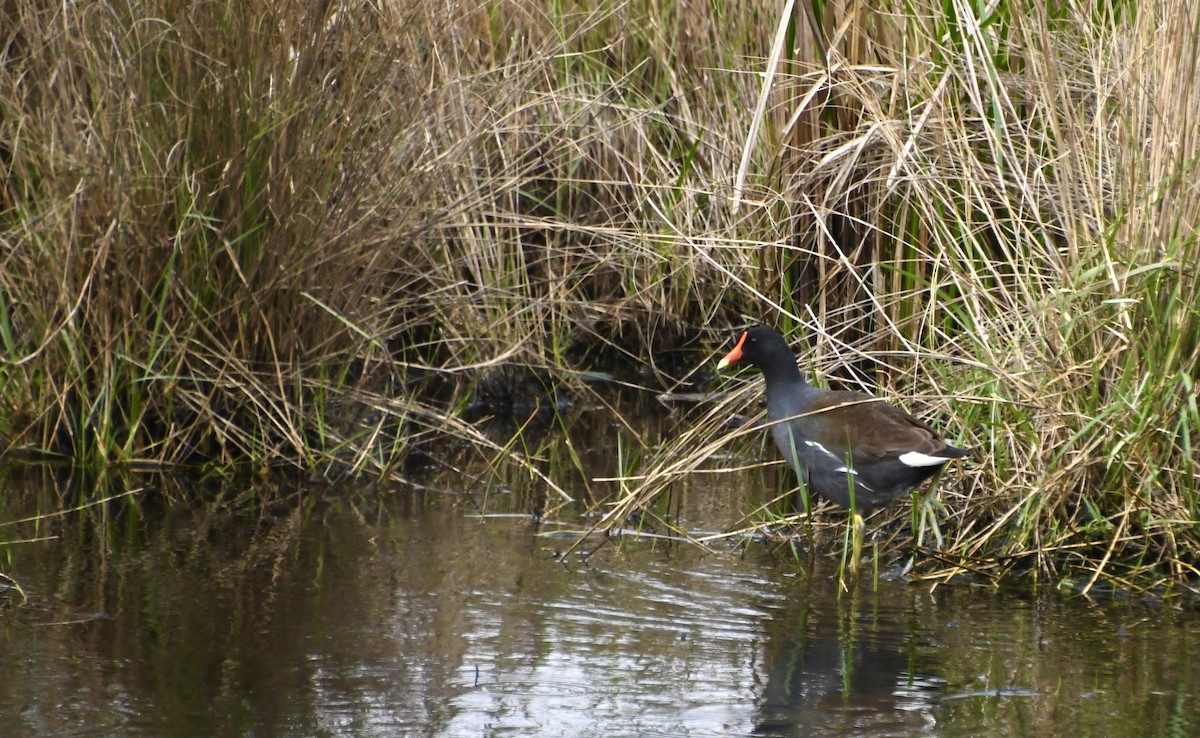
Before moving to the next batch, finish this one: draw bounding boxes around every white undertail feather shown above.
[898,451,954,467]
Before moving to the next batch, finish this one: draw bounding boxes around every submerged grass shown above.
[1,0,1198,590]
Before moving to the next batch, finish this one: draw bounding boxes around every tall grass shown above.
[0,0,763,470]
[594,0,1200,591]
[1,0,1198,588]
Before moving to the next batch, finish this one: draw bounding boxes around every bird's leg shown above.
[851,511,864,574]
[844,450,863,576]
[913,467,948,551]
[837,510,865,588]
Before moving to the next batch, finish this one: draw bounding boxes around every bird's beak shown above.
[717,331,748,370]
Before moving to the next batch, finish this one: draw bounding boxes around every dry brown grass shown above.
[590,0,1200,591]
[0,0,767,467]
[1,0,1198,589]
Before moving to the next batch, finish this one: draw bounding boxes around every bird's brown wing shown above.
[800,391,951,460]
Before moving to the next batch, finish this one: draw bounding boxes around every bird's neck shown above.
[760,359,814,395]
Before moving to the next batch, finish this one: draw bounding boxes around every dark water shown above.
[2,399,1199,737]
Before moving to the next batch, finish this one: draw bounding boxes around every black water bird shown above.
[718,326,967,512]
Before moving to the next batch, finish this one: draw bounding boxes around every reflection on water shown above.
[1,435,1199,736]
[754,576,943,737]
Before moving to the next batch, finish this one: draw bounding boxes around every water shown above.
[2,400,1199,737]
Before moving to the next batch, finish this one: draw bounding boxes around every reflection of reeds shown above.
[1,1,1198,589]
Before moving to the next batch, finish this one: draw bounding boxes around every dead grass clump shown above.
[599,1,1200,592]
[0,0,775,471]
[2,0,1198,590]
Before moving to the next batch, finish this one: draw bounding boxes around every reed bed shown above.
[1,0,1198,590]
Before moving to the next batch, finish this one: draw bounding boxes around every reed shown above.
[590,0,1200,592]
[1,0,1198,589]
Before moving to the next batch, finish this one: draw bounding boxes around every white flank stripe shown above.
[835,467,874,492]
[898,451,953,467]
[804,440,839,460]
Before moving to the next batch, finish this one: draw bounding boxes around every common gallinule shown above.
[718,326,967,512]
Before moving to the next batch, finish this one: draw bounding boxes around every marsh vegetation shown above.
[2,0,1198,590]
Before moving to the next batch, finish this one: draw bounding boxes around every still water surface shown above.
[1,397,1198,737]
